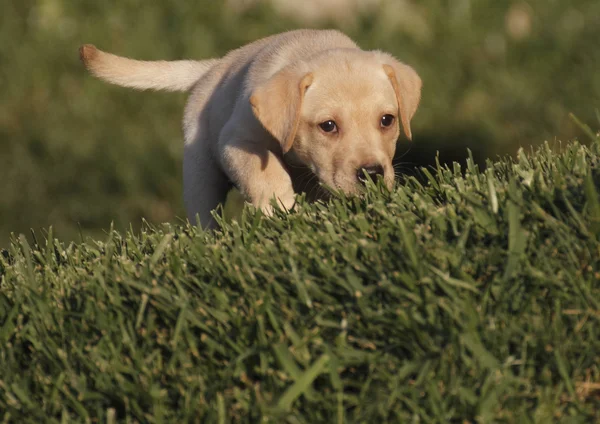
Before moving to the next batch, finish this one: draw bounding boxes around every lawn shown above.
[1,138,599,422]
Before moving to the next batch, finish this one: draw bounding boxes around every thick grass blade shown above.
[584,168,600,237]
[275,354,329,412]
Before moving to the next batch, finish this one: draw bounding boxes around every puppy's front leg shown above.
[219,136,295,216]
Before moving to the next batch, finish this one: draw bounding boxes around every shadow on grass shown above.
[393,128,492,179]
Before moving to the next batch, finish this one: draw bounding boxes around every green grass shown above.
[1,138,599,422]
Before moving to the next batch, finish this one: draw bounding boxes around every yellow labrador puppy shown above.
[80,29,421,228]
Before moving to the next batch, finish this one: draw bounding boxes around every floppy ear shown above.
[250,69,313,153]
[380,57,422,140]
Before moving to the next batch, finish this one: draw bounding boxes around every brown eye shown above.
[319,120,337,133]
[381,114,395,128]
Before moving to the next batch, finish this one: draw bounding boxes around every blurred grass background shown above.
[1,0,599,245]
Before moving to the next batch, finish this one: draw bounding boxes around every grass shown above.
[1,138,599,422]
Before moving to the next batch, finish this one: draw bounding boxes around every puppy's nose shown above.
[356,164,385,184]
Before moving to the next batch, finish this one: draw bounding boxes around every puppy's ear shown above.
[378,54,422,140]
[250,69,313,153]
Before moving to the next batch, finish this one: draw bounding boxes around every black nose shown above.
[356,164,385,184]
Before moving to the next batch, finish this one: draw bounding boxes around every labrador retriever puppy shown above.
[80,29,421,228]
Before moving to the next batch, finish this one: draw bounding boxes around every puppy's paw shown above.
[258,193,296,217]
[278,193,296,212]
[260,204,275,217]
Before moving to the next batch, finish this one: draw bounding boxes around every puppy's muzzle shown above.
[356,164,384,185]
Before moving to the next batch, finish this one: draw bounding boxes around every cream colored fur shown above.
[80,29,422,228]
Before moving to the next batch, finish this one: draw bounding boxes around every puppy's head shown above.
[250,49,422,195]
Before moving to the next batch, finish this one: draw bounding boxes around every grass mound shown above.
[1,140,599,422]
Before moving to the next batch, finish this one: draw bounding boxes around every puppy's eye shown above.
[319,120,337,133]
[380,114,395,128]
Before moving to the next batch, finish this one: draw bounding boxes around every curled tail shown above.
[79,44,218,92]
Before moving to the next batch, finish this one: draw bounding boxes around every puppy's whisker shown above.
[393,161,415,169]
[393,166,413,174]
[303,174,320,199]
[395,145,413,160]
[298,170,317,188]
[306,177,327,201]
[286,162,309,170]
[393,162,416,174]
[393,160,415,167]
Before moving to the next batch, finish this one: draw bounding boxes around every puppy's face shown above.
[290,56,400,193]
[251,50,422,195]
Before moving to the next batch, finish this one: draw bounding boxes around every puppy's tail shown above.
[79,44,218,92]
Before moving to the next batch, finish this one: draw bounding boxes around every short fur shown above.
[80,29,422,228]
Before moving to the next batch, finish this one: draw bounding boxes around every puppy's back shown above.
[183,29,359,143]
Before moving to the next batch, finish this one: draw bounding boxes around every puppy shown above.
[80,29,422,228]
